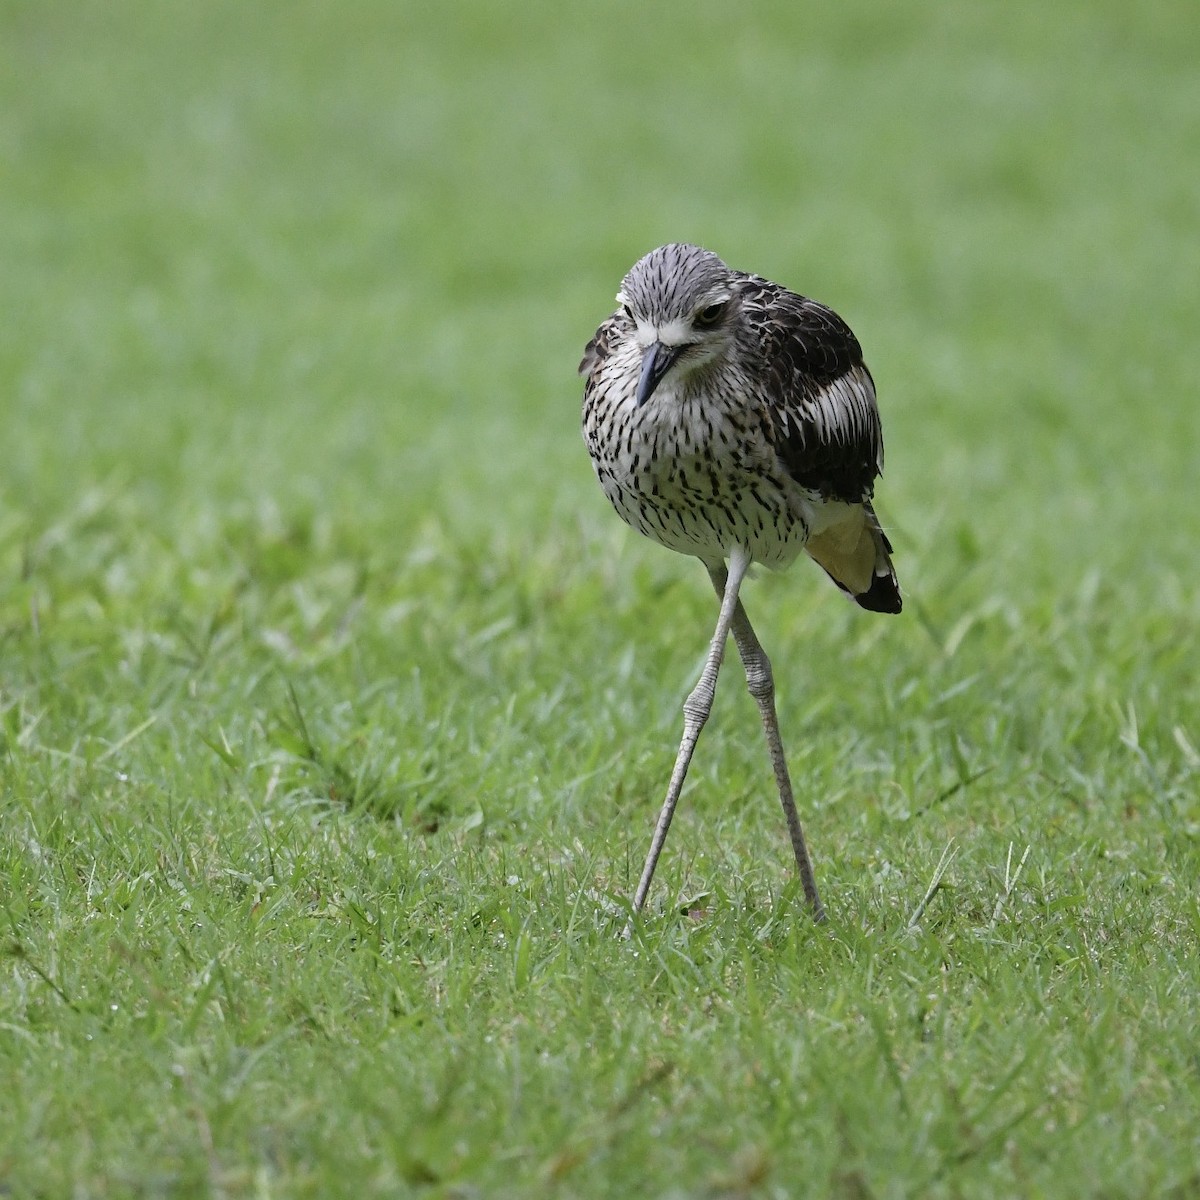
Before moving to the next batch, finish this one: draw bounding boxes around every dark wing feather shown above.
[579,312,622,378]
[741,277,884,504]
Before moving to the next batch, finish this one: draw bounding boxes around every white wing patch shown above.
[802,366,883,471]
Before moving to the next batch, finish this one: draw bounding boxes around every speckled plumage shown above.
[581,243,900,611]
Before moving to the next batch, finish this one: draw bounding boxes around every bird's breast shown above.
[616,386,769,487]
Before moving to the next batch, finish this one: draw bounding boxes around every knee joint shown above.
[682,690,711,729]
[744,659,774,701]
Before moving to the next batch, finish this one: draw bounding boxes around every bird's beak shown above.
[635,341,682,407]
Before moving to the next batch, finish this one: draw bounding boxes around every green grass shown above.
[3,0,1199,1195]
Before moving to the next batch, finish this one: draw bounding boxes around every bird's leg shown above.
[707,564,826,923]
[626,546,752,927]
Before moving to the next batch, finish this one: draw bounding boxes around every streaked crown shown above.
[617,243,737,326]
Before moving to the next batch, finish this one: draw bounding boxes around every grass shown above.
[2,0,1199,1195]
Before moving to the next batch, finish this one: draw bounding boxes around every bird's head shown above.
[616,243,741,407]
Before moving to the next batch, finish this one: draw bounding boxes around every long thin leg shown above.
[708,564,826,922]
[626,546,753,927]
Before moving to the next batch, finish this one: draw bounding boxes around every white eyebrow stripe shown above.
[634,317,692,348]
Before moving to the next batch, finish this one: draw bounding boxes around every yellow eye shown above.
[695,301,726,327]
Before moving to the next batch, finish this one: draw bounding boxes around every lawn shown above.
[2,0,1199,1196]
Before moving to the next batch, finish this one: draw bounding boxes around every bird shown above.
[580,243,901,926]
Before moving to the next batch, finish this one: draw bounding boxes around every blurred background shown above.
[2,0,1197,809]
[5,0,1196,556]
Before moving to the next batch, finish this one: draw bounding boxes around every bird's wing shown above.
[579,312,622,379]
[741,277,884,504]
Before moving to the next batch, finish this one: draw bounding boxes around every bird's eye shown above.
[695,301,727,327]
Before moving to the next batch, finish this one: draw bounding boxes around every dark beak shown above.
[635,341,682,407]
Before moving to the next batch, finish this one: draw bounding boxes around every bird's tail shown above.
[805,503,901,614]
